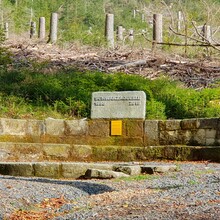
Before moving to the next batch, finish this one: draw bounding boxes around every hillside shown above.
[0,0,220,120]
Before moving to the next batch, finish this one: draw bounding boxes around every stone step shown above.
[0,142,220,162]
[0,162,179,179]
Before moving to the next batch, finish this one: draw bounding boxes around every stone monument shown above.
[91,91,146,119]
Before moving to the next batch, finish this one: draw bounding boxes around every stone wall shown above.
[0,117,219,146]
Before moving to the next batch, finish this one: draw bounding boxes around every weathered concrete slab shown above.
[181,119,200,130]
[153,165,177,173]
[0,117,219,147]
[61,162,114,178]
[26,120,45,136]
[165,120,181,131]
[64,119,88,136]
[45,118,65,136]
[0,162,33,176]
[199,118,219,129]
[88,120,110,137]
[0,142,15,161]
[113,165,141,175]
[71,145,93,161]
[0,118,27,135]
[191,129,206,145]
[14,143,43,161]
[145,120,159,145]
[33,162,61,178]
[0,143,220,162]
[85,169,129,179]
[126,120,144,138]
[43,143,71,160]
[91,91,146,119]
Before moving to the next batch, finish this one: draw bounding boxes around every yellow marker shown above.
[111,120,122,136]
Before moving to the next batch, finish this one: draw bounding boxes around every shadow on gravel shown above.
[0,176,114,195]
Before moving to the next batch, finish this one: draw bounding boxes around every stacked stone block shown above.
[0,118,219,147]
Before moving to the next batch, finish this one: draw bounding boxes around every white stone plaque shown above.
[91,91,146,119]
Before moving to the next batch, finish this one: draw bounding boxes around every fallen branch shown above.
[142,32,220,47]
[108,59,147,71]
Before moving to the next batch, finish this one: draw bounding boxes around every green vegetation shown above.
[194,169,215,176]
[2,0,220,47]
[188,179,200,185]
[0,67,219,119]
[0,28,11,66]
[2,0,151,46]
[115,174,158,182]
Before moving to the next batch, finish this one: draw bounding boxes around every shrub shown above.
[0,68,219,119]
[0,29,11,67]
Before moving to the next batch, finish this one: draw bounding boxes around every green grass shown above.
[3,0,220,52]
[115,174,159,182]
[188,179,200,185]
[194,169,215,176]
[0,67,219,119]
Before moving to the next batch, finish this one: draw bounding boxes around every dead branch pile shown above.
[6,40,220,89]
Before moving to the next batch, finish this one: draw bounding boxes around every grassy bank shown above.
[0,68,219,119]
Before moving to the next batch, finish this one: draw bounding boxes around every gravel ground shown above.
[0,161,220,220]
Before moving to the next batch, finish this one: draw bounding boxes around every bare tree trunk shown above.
[177,11,183,32]
[153,14,163,43]
[133,9,136,19]
[105,13,114,48]
[141,14,145,22]
[49,12,58,44]
[202,25,212,43]
[117,25,124,41]
[30,21,36,39]
[4,22,8,39]
[38,17,45,40]
[30,0,34,23]
[129,29,134,42]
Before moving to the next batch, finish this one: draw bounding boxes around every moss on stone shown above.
[92,146,118,161]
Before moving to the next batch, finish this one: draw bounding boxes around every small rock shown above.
[113,165,141,176]
[85,169,129,179]
[154,165,177,173]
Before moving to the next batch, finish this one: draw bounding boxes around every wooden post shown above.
[30,21,36,39]
[4,22,8,39]
[177,11,183,32]
[117,25,124,41]
[153,14,163,43]
[105,13,114,48]
[38,17,46,40]
[202,25,212,43]
[129,29,134,42]
[49,12,58,44]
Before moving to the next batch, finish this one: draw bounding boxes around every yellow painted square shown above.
[111,120,122,136]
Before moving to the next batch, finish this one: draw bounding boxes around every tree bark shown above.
[105,13,114,48]
[38,17,46,40]
[49,12,58,44]
[153,14,163,43]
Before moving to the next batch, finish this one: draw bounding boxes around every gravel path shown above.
[0,161,220,220]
